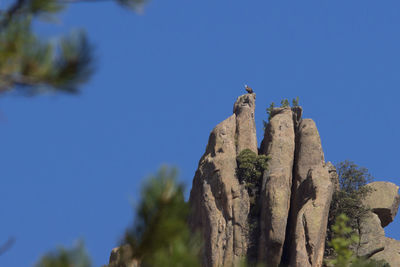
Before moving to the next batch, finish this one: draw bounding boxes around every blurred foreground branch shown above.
[0,0,147,95]
[0,237,15,256]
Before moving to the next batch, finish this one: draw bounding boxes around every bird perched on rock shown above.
[244,84,254,94]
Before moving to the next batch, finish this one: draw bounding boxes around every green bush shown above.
[236,149,268,187]
[236,149,269,264]
[280,98,290,108]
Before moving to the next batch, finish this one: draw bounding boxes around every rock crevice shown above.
[189,96,335,267]
[108,93,400,267]
[189,94,257,267]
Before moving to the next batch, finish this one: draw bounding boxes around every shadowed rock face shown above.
[190,101,335,267]
[286,119,333,267]
[108,94,400,267]
[288,167,333,267]
[372,237,400,266]
[186,94,400,267]
[258,107,296,266]
[189,93,257,267]
[356,211,385,258]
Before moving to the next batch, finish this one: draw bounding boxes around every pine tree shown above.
[0,0,146,95]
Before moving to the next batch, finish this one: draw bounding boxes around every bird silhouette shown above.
[244,84,254,94]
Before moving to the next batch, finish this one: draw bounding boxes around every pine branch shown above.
[0,237,15,256]
[0,0,27,29]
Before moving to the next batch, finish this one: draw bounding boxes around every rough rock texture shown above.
[325,162,340,192]
[108,246,139,267]
[362,182,400,227]
[233,94,258,154]
[356,211,385,258]
[371,237,400,266]
[355,182,400,261]
[185,94,400,267]
[189,93,257,267]
[287,119,333,267]
[258,107,296,266]
[107,93,400,267]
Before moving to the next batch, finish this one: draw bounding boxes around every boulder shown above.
[362,182,400,227]
[356,211,385,258]
[371,237,400,266]
[189,94,257,267]
[258,107,296,266]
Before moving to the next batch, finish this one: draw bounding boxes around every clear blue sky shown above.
[1,0,400,266]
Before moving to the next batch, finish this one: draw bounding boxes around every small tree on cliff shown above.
[326,160,374,257]
[236,149,268,188]
[326,214,389,267]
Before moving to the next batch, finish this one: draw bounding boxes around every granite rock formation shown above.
[189,95,335,267]
[188,94,400,267]
[189,93,257,267]
[355,182,400,265]
[372,237,400,266]
[362,182,400,227]
[286,119,334,267]
[258,107,295,266]
[109,93,400,267]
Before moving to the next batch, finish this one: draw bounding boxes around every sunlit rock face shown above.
[189,93,257,267]
[258,107,296,267]
[186,93,400,267]
[107,93,400,267]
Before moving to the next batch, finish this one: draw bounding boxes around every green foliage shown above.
[236,149,268,187]
[266,102,275,120]
[326,214,390,267]
[36,167,200,267]
[326,161,374,257]
[123,166,201,267]
[265,97,299,123]
[0,0,145,95]
[326,214,359,267]
[236,149,269,264]
[280,98,290,108]
[29,0,66,15]
[292,96,299,107]
[337,161,373,194]
[35,241,91,267]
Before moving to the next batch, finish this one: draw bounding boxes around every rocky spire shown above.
[108,93,400,267]
[286,119,334,267]
[186,94,400,267]
[258,107,296,266]
[188,93,257,267]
